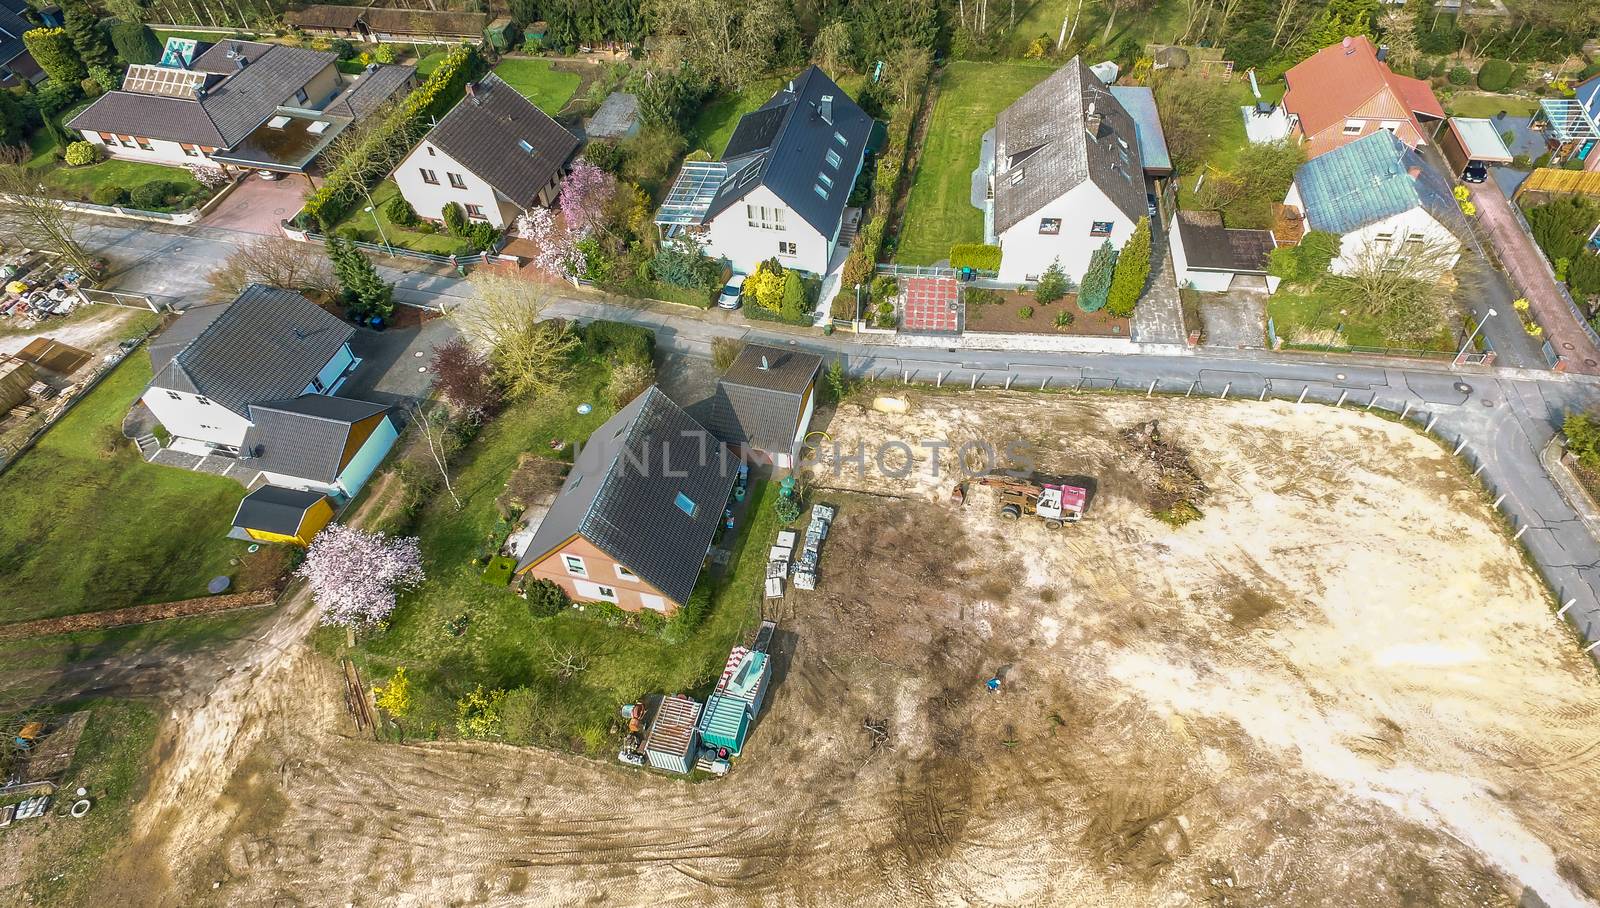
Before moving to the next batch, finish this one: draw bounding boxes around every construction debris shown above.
[1120,419,1208,524]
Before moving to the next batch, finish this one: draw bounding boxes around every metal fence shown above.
[302,230,466,268]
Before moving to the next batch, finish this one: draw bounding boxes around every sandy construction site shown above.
[86,390,1600,907]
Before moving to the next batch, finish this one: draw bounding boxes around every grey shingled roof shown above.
[697,66,873,237]
[516,386,736,605]
[149,285,354,417]
[993,58,1146,234]
[584,91,638,139]
[149,303,228,373]
[232,484,327,535]
[704,344,821,454]
[242,395,390,483]
[1175,211,1275,273]
[69,42,336,148]
[424,73,580,208]
[327,63,414,119]
[1294,130,1459,235]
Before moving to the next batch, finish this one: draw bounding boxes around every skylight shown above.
[818,172,832,188]
[675,492,697,517]
[813,184,829,199]
[834,131,847,147]
[825,148,842,169]
[518,139,533,153]
[268,115,291,129]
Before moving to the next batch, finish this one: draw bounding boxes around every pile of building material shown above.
[766,530,797,599]
[794,504,835,590]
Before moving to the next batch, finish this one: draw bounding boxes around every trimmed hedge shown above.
[1477,59,1513,92]
[949,243,1002,272]
[301,42,485,229]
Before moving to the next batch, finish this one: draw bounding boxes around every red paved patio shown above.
[900,276,962,334]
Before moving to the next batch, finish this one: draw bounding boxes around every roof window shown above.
[818,172,833,188]
[813,184,829,199]
[825,148,842,169]
[675,492,697,517]
[518,139,533,154]
[834,131,847,147]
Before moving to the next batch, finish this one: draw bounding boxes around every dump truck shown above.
[951,474,1088,529]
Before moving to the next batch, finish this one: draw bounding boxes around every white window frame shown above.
[562,554,588,577]
[1343,119,1364,135]
[640,593,668,613]
[615,564,640,583]
[778,240,797,256]
[575,579,619,603]
[825,148,842,169]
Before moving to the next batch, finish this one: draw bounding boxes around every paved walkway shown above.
[1132,228,1186,344]
[1468,179,1600,373]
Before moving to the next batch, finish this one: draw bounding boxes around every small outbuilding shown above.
[697,693,752,755]
[1169,210,1279,293]
[705,344,823,468]
[231,485,334,547]
[716,646,770,719]
[1439,117,1513,180]
[0,357,36,412]
[585,92,640,141]
[643,694,702,774]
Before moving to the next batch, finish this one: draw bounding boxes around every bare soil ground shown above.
[85,390,1600,907]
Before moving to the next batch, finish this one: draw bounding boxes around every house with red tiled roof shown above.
[1282,36,1445,161]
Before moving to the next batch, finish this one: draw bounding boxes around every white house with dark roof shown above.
[142,285,397,498]
[69,39,413,176]
[391,73,580,228]
[655,66,873,277]
[988,58,1147,285]
[1169,211,1280,293]
[704,344,822,468]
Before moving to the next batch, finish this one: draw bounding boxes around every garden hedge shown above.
[302,43,485,229]
[1476,60,1513,92]
[949,243,1002,272]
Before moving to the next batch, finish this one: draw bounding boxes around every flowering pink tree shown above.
[513,208,581,279]
[297,524,424,631]
[184,164,231,189]
[556,160,616,235]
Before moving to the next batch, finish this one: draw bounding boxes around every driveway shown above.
[201,173,314,236]
[340,317,457,410]
[1467,179,1600,373]
[1199,284,1266,348]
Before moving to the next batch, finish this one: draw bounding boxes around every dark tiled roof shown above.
[993,57,1145,233]
[327,63,415,119]
[0,0,34,67]
[517,386,736,605]
[700,66,873,237]
[1175,211,1275,273]
[242,395,390,483]
[69,42,336,148]
[148,285,354,417]
[149,303,228,373]
[1295,130,1458,234]
[233,484,327,535]
[705,345,821,454]
[424,73,579,208]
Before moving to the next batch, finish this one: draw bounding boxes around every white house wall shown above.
[394,140,532,229]
[80,132,212,168]
[1323,209,1461,275]
[141,388,253,449]
[701,186,830,276]
[996,181,1136,284]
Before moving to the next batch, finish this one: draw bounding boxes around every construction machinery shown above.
[951,474,1088,529]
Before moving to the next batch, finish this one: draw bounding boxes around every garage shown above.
[1440,117,1514,183]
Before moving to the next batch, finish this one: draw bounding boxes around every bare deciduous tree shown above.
[0,147,94,271]
[206,235,337,302]
[1324,235,1462,345]
[542,639,593,680]
[412,404,463,510]
[454,272,579,399]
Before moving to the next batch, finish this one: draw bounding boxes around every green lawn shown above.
[1003,0,1188,58]
[0,352,255,623]
[897,62,1053,265]
[327,179,475,256]
[1267,287,1455,352]
[350,353,772,751]
[0,700,162,905]
[154,28,256,44]
[415,51,449,78]
[1445,92,1539,120]
[491,58,581,115]
[43,159,207,210]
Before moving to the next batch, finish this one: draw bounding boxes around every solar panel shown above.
[123,63,208,99]
[655,161,727,227]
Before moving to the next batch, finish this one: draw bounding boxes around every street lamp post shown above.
[855,282,862,326]
[1455,307,1497,366]
[364,205,394,258]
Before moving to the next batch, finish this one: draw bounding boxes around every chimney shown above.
[1084,101,1102,140]
[758,354,769,371]
[820,94,833,126]
[1407,165,1422,179]
[466,81,479,105]
[1342,37,1354,55]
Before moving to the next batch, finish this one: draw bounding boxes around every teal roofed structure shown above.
[716,647,770,718]
[1108,85,1171,176]
[698,694,752,754]
[1292,130,1457,235]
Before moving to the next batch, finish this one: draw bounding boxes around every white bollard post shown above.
[1040,376,1048,390]
[1297,386,1308,404]
[1220,382,1231,400]
[937,371,945,388]
[903,370,909,384]
[1336,389,1348,407]
[1186,380,1197,398]
[1366,396,1376,411]
[1426,414,1438,432]
[971,373,978,389]
[1401,400,1412,420]
[1473,463,1485,477]
[1147,379,1157,398]
[1513,525,1528,541]
[1585,639,1600,654]
[1492,493,1506,508]
[1559,599,1577,618]
[1454,438,1467,455]
[1259,386,1268,401]
[1005,374,1015,390]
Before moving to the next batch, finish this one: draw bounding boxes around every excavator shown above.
[950,473,1088,529]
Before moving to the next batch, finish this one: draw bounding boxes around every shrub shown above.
[1105,217,1152,317]
[607,359,654,407]
[651,238,722,290]
[744,258,786,312]
[1018,305,1034,319]
[110,22,162,65]
[712,337,743,371]
[24,28,83,84]
[1268,245,1299,281]
[1476,60,1513,92]
[374,43,397,64]
[91,184,128,206]
[1447,65,1471,86]
[384,194,418,227]
[580,319,655,366]
[63,140,96,166]
[584,138,625,173]
[949,243,1002,271]
[662,582,713,643]
[441,201,468,236]
[129,180,185,210]
[455,684,506,739]
[870,275,898,302]
[824,359,849,402]
[778,269,807,321]
[331,38,356,60]
[1078,240,1117,312]
[1035,258,1070,305]
[1295,231,1339,280]
[88,64,116,94]
[468,221,499,251]
[1054,309,1074,330]
[524,578,569,617]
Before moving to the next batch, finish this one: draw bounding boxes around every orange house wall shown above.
[520,535,682,614]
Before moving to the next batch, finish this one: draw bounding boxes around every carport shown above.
[1440,118,1513,181]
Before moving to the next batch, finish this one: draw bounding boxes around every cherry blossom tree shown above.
[512,207,581,279]
[297,524,424,632]
[555,159,616,235]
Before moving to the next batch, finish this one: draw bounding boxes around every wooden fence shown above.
[1517,167,1600,198]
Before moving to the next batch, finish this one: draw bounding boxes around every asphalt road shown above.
[77,216,1600,656]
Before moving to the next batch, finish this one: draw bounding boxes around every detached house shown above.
[515,386,737,615]
[989,58,1147,285]
[705,344,822,468]
[142,285,397,498]
[655,66,873,277]
[1282,36,1445,161]
[69,39,414,176]
[391,73,580,229]
[0,0,44,87]
[1282,130,1462,275]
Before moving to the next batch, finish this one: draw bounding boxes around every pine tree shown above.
[1078,239,1118,313]
[59,0,114,69]
[1105,217,1151,317]
[1035,258,1070,305]
[329,238,395,321]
